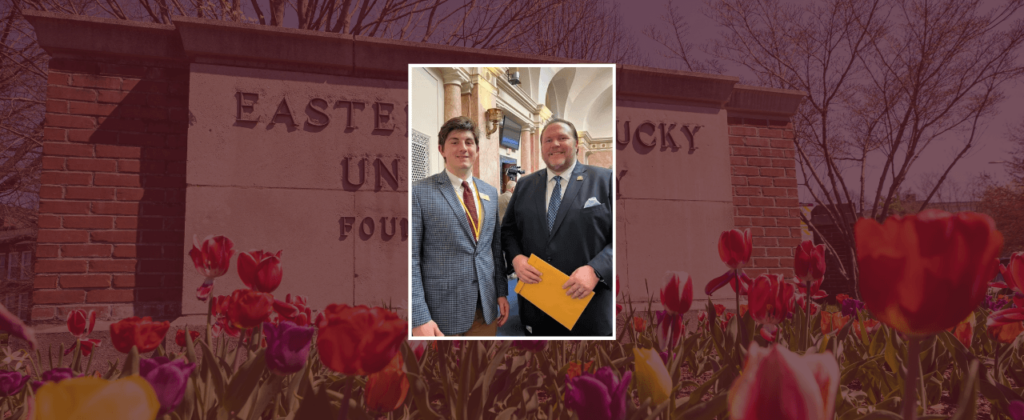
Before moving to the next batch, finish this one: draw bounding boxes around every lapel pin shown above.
[577,176,583,181]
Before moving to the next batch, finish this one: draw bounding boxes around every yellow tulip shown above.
[33,376,160,420]
[632,347,671,406]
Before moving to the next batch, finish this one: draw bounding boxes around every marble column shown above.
[441,68,468,121]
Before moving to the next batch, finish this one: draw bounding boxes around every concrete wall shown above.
[24,11,805,326]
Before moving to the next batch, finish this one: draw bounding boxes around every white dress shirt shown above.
[445,169,477,199]
[545,159,577,210]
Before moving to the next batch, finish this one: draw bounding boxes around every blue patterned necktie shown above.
[548,175,562,232]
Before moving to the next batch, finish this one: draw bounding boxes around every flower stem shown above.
[903,336,922,420]
[735,268,744,359]
[804,279,812,351]
[338,375,354,420]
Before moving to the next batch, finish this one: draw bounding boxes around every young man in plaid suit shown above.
[411,117,509,336]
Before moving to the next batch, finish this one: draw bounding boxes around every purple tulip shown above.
[511,340,547,352]
[32,368,77,391]
[840,298,866,317]
[140,356,196,416]
[564,366,632,420]
[0,371,29,396]
[1010,400,1024,420]
[263,321,313,376]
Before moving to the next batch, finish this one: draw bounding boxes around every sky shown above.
[613,0,1023,204]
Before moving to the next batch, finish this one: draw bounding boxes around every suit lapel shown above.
[475,177,493,243]
[435,172,475,245]
[550,164,586,238]
[534,169,549,235]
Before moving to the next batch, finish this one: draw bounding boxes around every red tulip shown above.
[852,319,881,340]
[226,289,275,329]
[947,315,973,348]
[659,272,693,314]
[835,293,850,306]
[364,353,409,412]
[719,229,753,269]
[748,274,795,327]
[705,270,754,296]
[857,210,1003,336]
[633,316,646,331]
[795,295,820,317]
[821,312,849,335]
[66,310,96,339]
[720,312,735,330]
[797,277,828,301]
[698,311,708,324]
[175,329,201,347]
[729,344,840,420]
[109,317,170,353]
[189,235,234,278]
[63,338,100,357]
[714,304,726,317]
[999,252,1024,293]
[237,250,283,293]
[794,241,826,283]
[273,294,312,326]
[988,308,1024,344]
[316,304,406,375]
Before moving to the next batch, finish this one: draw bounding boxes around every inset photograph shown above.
[408,65,615,338]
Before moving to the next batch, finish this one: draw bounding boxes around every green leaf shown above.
[883,331,899,374]
[677,393,728,420]
[174,375,196,420]
[400,342,442,420]
[119,346,140,379]
[950,359,980,420]
[859,409,903,419]
[198,339,228,398]
[292,383,338,419]
[224,350,266,414]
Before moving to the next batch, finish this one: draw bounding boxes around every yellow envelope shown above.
[514,254,595,331]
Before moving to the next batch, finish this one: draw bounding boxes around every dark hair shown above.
[438,116,480,150]
[540,118,578,144]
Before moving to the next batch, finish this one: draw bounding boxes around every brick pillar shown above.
[33,56,189,323]
[727,117,800,278]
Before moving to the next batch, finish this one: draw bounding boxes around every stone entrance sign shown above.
[616,69,804,308]
[183,64,408,316]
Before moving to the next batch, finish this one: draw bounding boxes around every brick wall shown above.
[33,55,189,324]
[727,117,800,278]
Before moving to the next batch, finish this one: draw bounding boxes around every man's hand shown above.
[412,320,445,337]
[563,265,599,299]
[513,255,542,284]
[496,297,510,327]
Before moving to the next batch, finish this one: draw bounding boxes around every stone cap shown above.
[24,11,807,116]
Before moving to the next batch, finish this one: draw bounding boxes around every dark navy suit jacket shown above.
[501,163,613,336]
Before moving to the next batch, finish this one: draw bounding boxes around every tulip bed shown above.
[1,209,1024,419]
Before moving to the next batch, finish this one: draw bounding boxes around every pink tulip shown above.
[719,229,753,269]
[66,309,96,339]
[238,250,283,293]
[729,344,839,420]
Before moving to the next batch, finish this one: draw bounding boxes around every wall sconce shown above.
[486,108,504,138]
[507,68,521,85]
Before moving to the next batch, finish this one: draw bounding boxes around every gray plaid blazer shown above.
[412,171,506,335]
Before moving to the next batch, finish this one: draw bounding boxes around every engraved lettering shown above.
[660,123,679,150]
[635,121,656,147]
[335,100,366,130]
[681,123,702,153]
[375,158,400,191]
[617,169,627,198]
[380,217,397,240]
[341,158,366,191]
[306,98,330,127]
[374,102,395,131]
[338,217,356,240]
[271,97,299,127]
[359,217,375,240]
[616,120,630,146]
[236,92,259,122]
[401,218,408,241]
